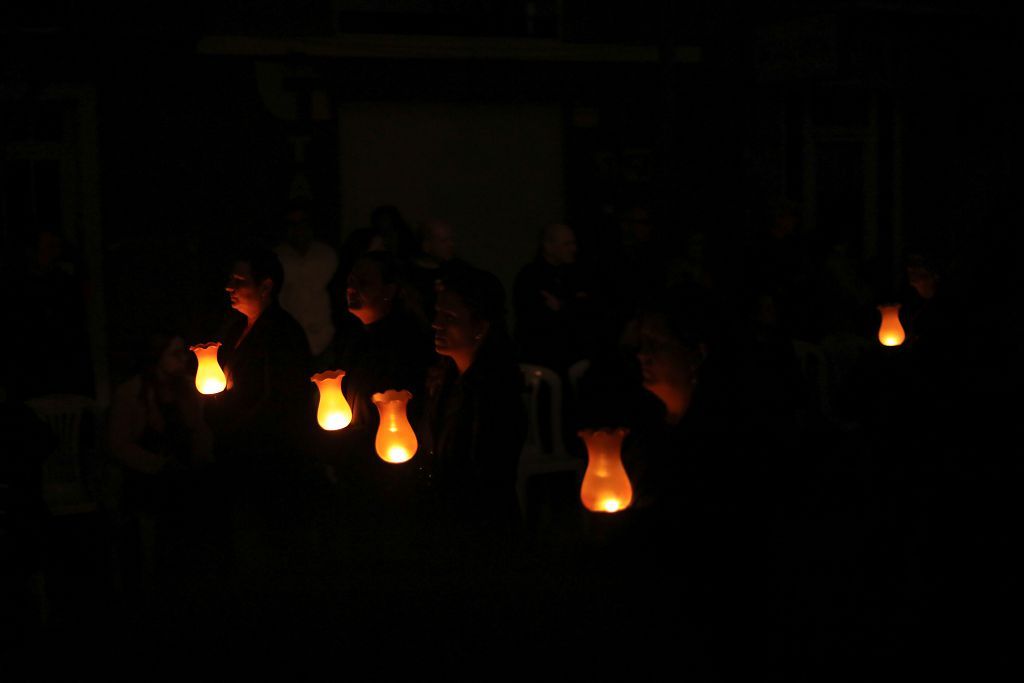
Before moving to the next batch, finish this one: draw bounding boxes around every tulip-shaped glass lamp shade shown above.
[189,342,227,394]
[311,370,352,431]
[372,390,417,463]
[877,304,906,347]
[578,428,633,513]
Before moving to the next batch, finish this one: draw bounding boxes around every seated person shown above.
[514,223,600,374]
[107,330,212,589]
[406,218,461,326]
[109,331,211,478]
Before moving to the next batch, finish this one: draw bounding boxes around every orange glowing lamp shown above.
[578,428,633,513]
[189,342,226,395]
[877,304,905,347]
[371,390,417,464]
[311,370,352,431]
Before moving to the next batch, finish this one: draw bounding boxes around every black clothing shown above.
[576,378,802,672]
[206,303,313,472]
[422,343,526,565]
[202,304,319,593]
[322,308,435,573]
[123,382,195,515]
[334,307,435,434]
[513,258,599,372]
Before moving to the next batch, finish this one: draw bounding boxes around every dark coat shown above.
[422,341,526,552]
[206,303,313,470]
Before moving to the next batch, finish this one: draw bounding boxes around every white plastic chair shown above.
[26,394,100,516]
[517,364,583,516]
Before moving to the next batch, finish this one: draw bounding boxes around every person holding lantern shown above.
[621,291,725,557]
[334,251,434,435]
[423,264,526,573]
[513,223,601,375]
[325,250,435,574]
[207,246,312,467]
[203,246,319,591]
[624,289,797,669]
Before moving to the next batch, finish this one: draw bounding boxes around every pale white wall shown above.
[338,101,564,297]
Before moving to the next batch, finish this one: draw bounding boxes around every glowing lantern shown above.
[578,428,633,513]
[371,390,417,464]
[877,304,905,347]
[311,370,352,431]
[189,342,226,394]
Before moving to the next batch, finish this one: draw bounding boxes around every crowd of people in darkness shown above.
[4,196,1000,675]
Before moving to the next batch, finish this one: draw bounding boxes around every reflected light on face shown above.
[637,316,696,392]
[433,289,478,354]
[346,259,393,325]
[225,261,265,319]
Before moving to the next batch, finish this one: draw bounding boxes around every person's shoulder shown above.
[260,304,307,344]
[277,304,310,337]
[112,375,144,405]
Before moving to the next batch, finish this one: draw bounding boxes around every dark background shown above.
[3,0,1020,403]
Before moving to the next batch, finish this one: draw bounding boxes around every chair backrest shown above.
[519,363,566,460]
[26,394,98,486]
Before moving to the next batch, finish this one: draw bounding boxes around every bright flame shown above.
[601,499,621,513]
[385,446,412,464]
[322,411,350,431]
[190,342,226,395]
[311,370,352,431]
[200,377,225,395]
[372,390,418,464]
[880,334,902,347]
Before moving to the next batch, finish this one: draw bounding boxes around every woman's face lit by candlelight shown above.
[637,313,705,423]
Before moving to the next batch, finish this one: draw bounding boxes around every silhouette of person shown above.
[107,330,212,596]
[207,247,312,466]
[514,223,600,373]
[334,251,434,435]
[423,264,526,570]
[406,218,463,327]
[274,201,339,364]
[203,246,318,592]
